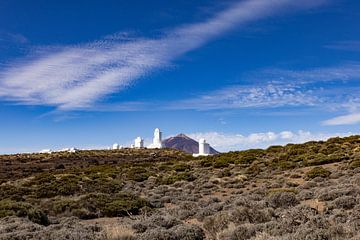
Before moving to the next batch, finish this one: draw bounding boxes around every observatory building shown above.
[112,143,120,150]
[134,137,144,149]
[148,128,163,149]
[193,138,211,157]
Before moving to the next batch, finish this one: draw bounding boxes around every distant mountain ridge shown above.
[163,134,219,154]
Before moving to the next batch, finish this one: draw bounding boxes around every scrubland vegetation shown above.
[0,136,360,239]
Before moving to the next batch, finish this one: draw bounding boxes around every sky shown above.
[0,0,360,153]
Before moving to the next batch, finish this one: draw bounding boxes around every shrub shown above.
[278,161,296,170]
[48,193,150,219]
[172,224,205,240]
[0,185,31,201]
[132,214,181,233]
[156,172,196,185]
[266,192,299,209]
[213,158,231,168]
[26,174,82,198]
[173,163,190,172]
[138,228,173,240]
[138,224,204,240]
[81,193,149,218]
[126,167,152,182]
[306,167,331,179]
[245,164,261,176]
[331,196,357,209]
[199,159,212,167]
[228,225,257,240]
[268,188,298,194]
[203,213,230,238]
[231,207,272,224]
[349,158,360,169]
[0,200,49,225]
[218,169,231,178]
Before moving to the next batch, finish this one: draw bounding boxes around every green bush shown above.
[0,185,31,201]
[218,169,231,178]
[33,174,81,198]
[156,172,196,185]
[213,158,231,168]
[306,167,331,179]
[173,163,191,172]
[0,199,49,225]
[126,167,152,182]
[80,193,149,218]
[278,160,297,170]
[350,159,360,169]
[49,193,150,219]
[199,159,212,167]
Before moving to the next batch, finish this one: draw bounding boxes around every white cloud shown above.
[168,63,360,111]
[172,82,320,110]
[322,113,360,126]
[0,0,326,110]
[188,130,353,152]
[259,63,360,83]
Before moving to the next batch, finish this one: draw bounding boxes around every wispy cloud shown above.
[322,113,360,126]
[187,130,354,152]
[257,63,360,84]
[169,63,360,111]
[172,82,320,110]
[0,0,326,110]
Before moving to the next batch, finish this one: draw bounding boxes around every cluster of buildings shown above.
[39,147,79,154]
[127,128,163,149]
[111,128,163,150]
[39,128,212,157]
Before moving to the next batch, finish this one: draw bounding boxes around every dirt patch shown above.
[302,199,326,213]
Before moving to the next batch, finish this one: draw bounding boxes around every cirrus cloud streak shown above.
[0,0,326,110]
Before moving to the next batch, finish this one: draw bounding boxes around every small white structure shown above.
[112,143,120,150]
[39,149,52,154]
[148,128,163,149]
[134,137,144,149]
[68,147,78,153]
[59,147,79,153]
[193,139,211,157]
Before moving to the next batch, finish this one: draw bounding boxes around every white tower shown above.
[148,128,163,149]
[112,143,119,150]
[134,137,144,149]
[193,138,211,157]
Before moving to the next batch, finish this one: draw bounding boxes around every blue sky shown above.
[0,0,360,153]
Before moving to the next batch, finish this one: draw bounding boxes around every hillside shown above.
[163,134,219,154]
[0,136,359,240]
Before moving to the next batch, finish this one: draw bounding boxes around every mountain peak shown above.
[176,133,191,139]
[163,134,218,154]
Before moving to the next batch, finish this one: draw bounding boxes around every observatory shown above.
[193,138,211,157]
[68,147,78,153]
[148,128,163,149]
[134,137,144,149]
[112,143,120,150]
[39,149,52,154]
